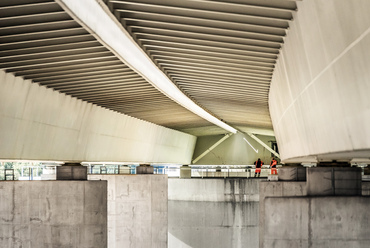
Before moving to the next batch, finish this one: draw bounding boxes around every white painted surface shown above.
[0,70,196,163]
[88,175,168,248]
[56,0,237,133]
[269,0,370,162]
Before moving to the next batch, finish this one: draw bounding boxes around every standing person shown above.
[254,158,263,177]
[270,157,278,175]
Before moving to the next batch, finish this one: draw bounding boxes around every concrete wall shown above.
[363,181,370,195]
[269,0,370,162]
[168,178,260,202]
[88,175,167,248]
[169,201,259,248]
[259,181,307,248]
[192,132,276,165]
[264,197,370,248]
[0,69,196,163]
[169,178,370,248]
[168,178,261,248]
[0,181,107,248]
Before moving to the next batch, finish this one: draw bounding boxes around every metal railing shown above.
[165,167,274,178]
[0,165,277,180]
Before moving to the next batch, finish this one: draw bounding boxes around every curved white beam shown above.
[56,0,237,133]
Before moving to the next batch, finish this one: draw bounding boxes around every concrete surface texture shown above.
[278,167,306,181]
[0,69,196,163]
[192,132,275,165]
[88,175,168,248]
[56,165,88,180]
[306,167,362,196]
[168,178,261,248]
[259,181,307,248]
[179,165,192,178]
[0,181,107,248]
[269,0,370,162]
[362,181,370,195]
[168,178,260,202]
[264,196,370,248]
[169,201,259,248]
[136,165,154,174]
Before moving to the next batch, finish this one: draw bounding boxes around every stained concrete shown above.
[278,167,306,181]
[169,201,259,248]
[260,179,370,248]
[259,181,307,248]
[264,197,370,248]
[168,178,262,248]
[168,178,261,202]
[88,175,167,248]
[362,181,370,195]
[169,178,370,248]
[307,167,362,196]
[56,165,87,180]
[0,181,107,248]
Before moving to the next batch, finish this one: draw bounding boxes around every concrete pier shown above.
[0,181,107,248]
[264,196,370,248]
[169,178,370,248]
[260,167,369,248]
[169,178,262,248]
[88,174,168,248]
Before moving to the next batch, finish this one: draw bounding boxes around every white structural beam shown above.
[192,133,233,164]
[56,0,237,134]
[0,70,196,163]
[246,132,280,158]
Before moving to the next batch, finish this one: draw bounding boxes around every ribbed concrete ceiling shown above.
[0,0,297,136]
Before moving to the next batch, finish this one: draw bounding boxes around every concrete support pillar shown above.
[88,174,168,247]
[278,166,307,181]
[119,165,130,174]
[0,181,107,248]
[41,164,57,180]
[307,166,362,196]
[136,164,154,174]
[180,165,191,178]
[56,162,87,180]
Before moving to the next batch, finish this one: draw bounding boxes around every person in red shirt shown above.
[270,157,278,175]
[254,158,263,177]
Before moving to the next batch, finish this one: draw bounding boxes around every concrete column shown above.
[136,164,154,174]
[306,165,362,196]
[119,165,130,174]
[41,164,57,180]
[88,174,168,248]
[260,163,365,248]
[179,165,191,178]
[278,166,307,181]
[56,162,87,180]
[0,181,107,248]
